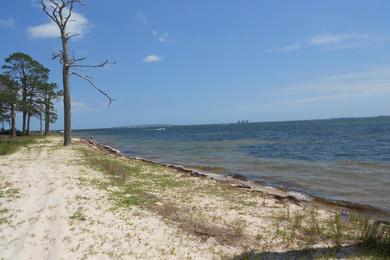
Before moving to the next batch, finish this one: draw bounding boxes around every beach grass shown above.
[359,218,390,257]
[0,175,19,226]
[77,141,390,258]
[0,136,39,156]
[77,146,188,209]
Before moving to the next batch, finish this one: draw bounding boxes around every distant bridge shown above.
[73,124,174,132]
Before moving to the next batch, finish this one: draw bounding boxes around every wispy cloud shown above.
[28,8,89,39]
[138,97,153,102]
[72,101,100,112]
[0,18,15,28]
[31,0,41,8]
[144,54,162,63]
[152,30,170,43]
[265,43,301,53]
[266,32,390,53]
[288,67,390,95]
[136,12,148,25]
[240,67,390,110]
[308,33,363,46]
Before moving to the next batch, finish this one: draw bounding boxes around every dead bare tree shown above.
[40,0,114,146]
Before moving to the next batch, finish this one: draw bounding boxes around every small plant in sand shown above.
[327,213,343,248]
[69,209,87,221]
[231,217,246,236]
[0,208,9,225]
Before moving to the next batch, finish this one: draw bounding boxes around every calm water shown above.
[75,117,390,212]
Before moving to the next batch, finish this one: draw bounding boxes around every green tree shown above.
[2,53,34,133]
[25,61,50,135]
[37,82,62,135]
[2,52,49,134]
[0,74,19,137]
[0,96,10,130]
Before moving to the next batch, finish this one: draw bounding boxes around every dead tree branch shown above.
[70,59,115,68]
[41,0,115,107]
[71,72,114,106]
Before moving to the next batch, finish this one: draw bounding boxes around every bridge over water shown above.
[73,124,174,132]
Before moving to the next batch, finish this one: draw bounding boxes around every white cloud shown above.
[72,101,99,112]
[265,43,301,53]
[266,32,390,53]
[0,18,15,28]
[144,55,162,63]
[152,30,170,43]
[240,67,390,110]
[308,33,361,46]
[28,10,89,39]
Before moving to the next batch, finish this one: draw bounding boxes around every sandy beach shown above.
[2,0,390,258]
[0,136,386,259]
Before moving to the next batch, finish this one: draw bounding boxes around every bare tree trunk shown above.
[39,113,43,135]
[27,112,31,135]
[40,0,113,145]
[22,76,27,133]
[22,112,26,133]
[11,103,16,138]
[61,36,72,146]
[45,105,50,136]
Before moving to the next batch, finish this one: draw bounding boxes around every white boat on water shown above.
[155,128,166,131]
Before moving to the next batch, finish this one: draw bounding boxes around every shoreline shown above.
[1,136,389,258]
[84,138,390,222]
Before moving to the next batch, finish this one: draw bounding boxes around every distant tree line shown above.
[0,52,62,137]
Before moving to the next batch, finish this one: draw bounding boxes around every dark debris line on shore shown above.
[81,137,390,258]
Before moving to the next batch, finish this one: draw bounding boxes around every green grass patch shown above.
[0,136,39,156]
[0,176,19,201]
[77,147,188,210]
[0,176,19,226]
[0,207,9,225]
[69,208,87,221]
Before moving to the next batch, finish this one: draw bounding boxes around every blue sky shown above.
[1,0,390,129]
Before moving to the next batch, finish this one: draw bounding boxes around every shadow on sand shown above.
[232,244,375,259]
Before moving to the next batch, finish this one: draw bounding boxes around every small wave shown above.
[288,191,311,201]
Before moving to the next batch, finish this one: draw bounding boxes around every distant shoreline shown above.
[70,114,390,132]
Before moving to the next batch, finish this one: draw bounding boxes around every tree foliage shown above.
[1,52,61,136]
[0,74,19,137]
[37,82,62,135]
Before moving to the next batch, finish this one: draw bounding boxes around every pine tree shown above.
[0,74,19,137]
